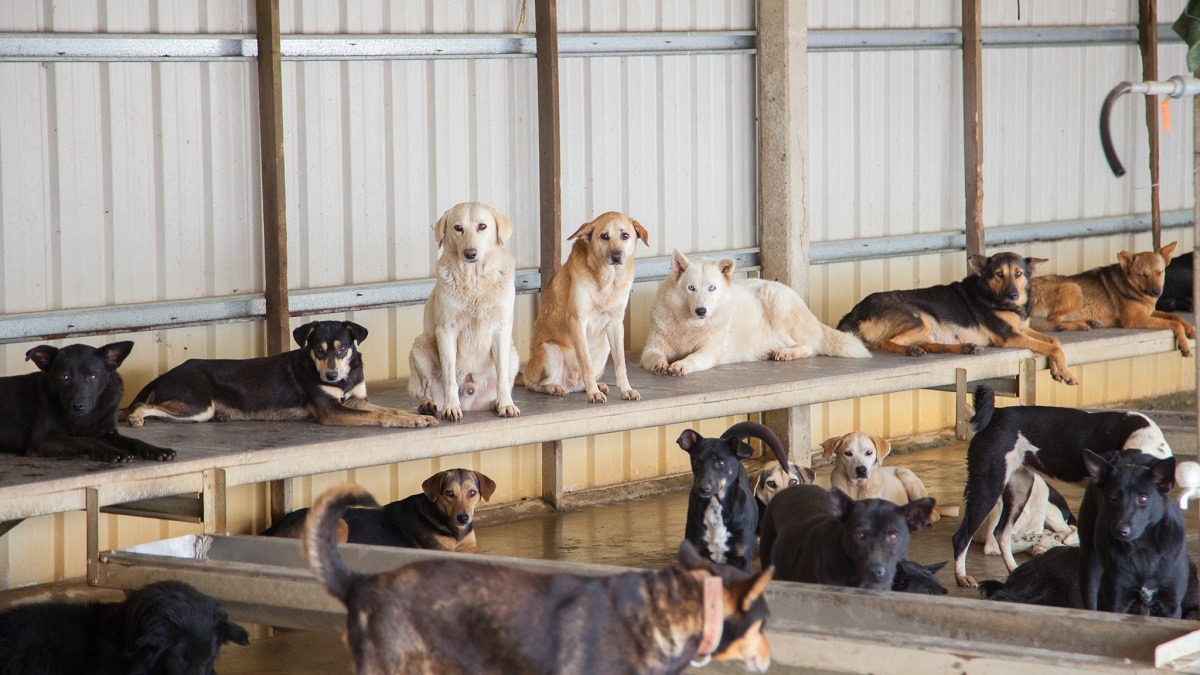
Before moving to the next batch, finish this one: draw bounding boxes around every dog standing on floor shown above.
[0,342,175,463]
[408,202,521,421]
[262,469,495,553]
[1031,243,1195,357]
[305,484,775,674]
[524,211,648,403]
[126,321,435,430]
[641,250,870,376]
[837,252,1078,384]
[821,431,949,524]
[950,385,1172,588]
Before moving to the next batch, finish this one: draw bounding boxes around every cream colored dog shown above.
[973,467,1078,566]
[408,202,521,421]
[524,212,648,403]
[640,251,870,376]
[822,432,948,524]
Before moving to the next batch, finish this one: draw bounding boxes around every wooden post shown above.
[86,488,99,585]
[1139,0,1162,250]
[536,0,565,509]
[758,0,810,462]
[962,0,985,263]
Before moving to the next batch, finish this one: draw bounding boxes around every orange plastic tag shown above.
[1162,99,1172,132]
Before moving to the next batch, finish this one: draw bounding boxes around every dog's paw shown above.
[587,390,607,403]
[960,344,980,355]
[667,361,688,376]
[1051,368,1079,385]
[125,412,145,428]
[545,384,565,396]
[1185,324,1197,339]
[646,359,670,375]
[905,346,926,357]
[597,383,609,394]
[404,414,439,428]
[1181,344,1194,358]
[95,449,134,464]
[442,405,463,422]
[926,510,941,524]
[417,399,437,415]
[955,574,977,588]
[621,388,641,401]
[148,447,176,462]
[496,403,521,418]
[1086,320,1101,329]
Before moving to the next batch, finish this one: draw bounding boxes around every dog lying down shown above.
[305,483,774,673]
[973,467,1078,558]
[0,580,248,675]
[821,432,958,525]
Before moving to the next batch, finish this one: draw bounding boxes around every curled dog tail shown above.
[976,579,1006,599]
[818,324,872,359]
[722,421,790,469]
[304,483,379,605]
[970,385,996,434]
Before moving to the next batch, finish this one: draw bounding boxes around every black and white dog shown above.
[678,421,790,574]
[951,385,1171,587]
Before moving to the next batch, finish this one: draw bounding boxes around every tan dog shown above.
[822,432,948,524]
[524,212,648,403]
[752,460,816,507]
[1031,243,1195,357]
[409,202,521,421]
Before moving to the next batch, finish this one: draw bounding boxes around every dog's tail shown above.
[722,421,790,469]
[970,385,996,434]
[976,579,1006,599]
[818,324,872,359]
[303,483,379,605]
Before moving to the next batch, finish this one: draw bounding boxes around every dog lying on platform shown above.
[837,252,1078,384]
[125,321,436,429]
[0,580,248,675]
[1031,243,1195,357]
[409,202,521,421]
[1158,251,1194,313]
[262,469,495,553]
[524,211,648,403]
[821,432,955,525]
[306,484,775,673]
[0,342,174,463]
[640,250,870,376]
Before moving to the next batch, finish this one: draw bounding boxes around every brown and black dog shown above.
[262,469,494,553]
[1031,243,1195,357]
[837,252,1078,384]
[305,483,774,674]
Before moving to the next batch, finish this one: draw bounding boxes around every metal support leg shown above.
[542,440,563,510]
[203,468,227,535]
[955,368,969,440]
[86,487,99,586]
[1019,357,1037,405]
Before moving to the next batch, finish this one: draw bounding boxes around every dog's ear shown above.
[732,438,755,460]
[799,465,816,484]
[433,209,450,246]
[1025,257,1048,275]
[968,254,989,277]
[1083,449,1112,486]
[632,219,649,246]
[827,488,855,521]
[422,471,449,501]
[25,345,59,372]
[752,470,767,496]
[670,249,690,280]
[1117,250,1135,272]
[676,429,702,453]
[566,219,595,241]
[869,434,892,461]
[1151,456,1177,493]
[820,436,843,461]
[1161,242,1179,263]
[734,567,774,612]
[901,497,937,532]
[217,610,251,646]
[343,321,368,344]
[490,207,514,246]
[472,471,498,501]
[718,258,736,282]
[677,539,710,569]
[925,560,949,574]
[98,341,135,371]
[292,322,318,348]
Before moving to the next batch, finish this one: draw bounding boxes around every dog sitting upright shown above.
[760,484,935,590]
[524,211,648,403]
[680,421,791,574]
[126,321,435,429]
[262,469,495,553]
[1031,243,1195,356]
[838,252,1078,384]
[641,250,869,376]
[0,342,174,463]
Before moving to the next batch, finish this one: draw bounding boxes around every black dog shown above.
[760,484,935,590]
[0,580,248,675]
[893,560,948,595]
[679,421,790,574]
[125,320,435,429]
[1077,450,1189,617]
[1157,251,1193,313]
[0,342,173,463]
[950,385,1171,587]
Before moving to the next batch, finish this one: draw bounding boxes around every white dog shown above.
[408,202,521,421]
[640,251,870,376]
[822,432,944,524]
[974,468,1078,561]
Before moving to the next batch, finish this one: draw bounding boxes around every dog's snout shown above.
[1116,524,1133,539]
[695,307,708,318]
[1006,288,1020,301]
[696,481,715,497]
[1152,286,1163,296]
[323,371,339,382]
[854,466,868,478]
[609,253,623,265]
[71,403,86,413]
[463,248,478,262]
[870,565,888,580]
[456,514,470,525]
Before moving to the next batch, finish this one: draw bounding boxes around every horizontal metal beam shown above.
[809,24,1181,52]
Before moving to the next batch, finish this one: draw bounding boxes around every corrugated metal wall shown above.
[0,0,1195,588]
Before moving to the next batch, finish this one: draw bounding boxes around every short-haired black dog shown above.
[1157,251,1193,313]
[1077,450,1189,617]
[760,484,935,590]
[950,385,1171,588]
[679,421,790,574]
[893,560,948,595]
[0,580,249,675]
[0,342,174,463]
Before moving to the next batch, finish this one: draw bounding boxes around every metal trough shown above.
[97,534,1200,673]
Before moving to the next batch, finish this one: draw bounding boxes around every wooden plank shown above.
[962,0,985,261]
[1139,0,1161,250]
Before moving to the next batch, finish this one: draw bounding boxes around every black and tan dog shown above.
[0,342,174,463]
[124,321,436,429]
[1031,243,1195,357]
[305,484,774,673]
[838,252,1077,384]
[262,469,495,553]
